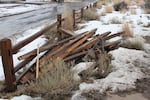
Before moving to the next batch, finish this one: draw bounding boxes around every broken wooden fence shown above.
[0,17,64,92]
[72,2,97,28]
[0,1,98,92]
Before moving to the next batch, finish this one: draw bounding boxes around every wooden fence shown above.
[0,1,97,92]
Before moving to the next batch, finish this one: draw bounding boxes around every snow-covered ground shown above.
[0,1,150,100]
[0,4,41,17]
[72,4,150,100]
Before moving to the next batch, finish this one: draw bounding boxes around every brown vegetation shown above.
[122,23,133,39]
[83,8,99,20]
[105,5,113,13]
[26,58,79,99]
[63,4,74,31]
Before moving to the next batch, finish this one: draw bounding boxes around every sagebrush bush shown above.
[96,1,105,9]
[113,1,128,11]
[83,8,99,21]
[145,0,150,13]
[121,35,145,50]
[109,17,122,24]
[96,54,112,78]
[122,23,133,39]
[105,5,113,13]
[63,4,74,31]
[26,58,78,99]
[130,8,137,15]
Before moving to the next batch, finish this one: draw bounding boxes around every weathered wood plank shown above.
[0,38,17,91]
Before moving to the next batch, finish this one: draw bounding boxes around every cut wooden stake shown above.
[36,44,40,80]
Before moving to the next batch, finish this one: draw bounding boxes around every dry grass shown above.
[0,81,5,91]
[113,1,128,11]
[44,26,57,40]
[96,54,112,78]
[144,0,150,14]
[109,17,122,24]
[83,8,99,21]
[122,35,145,50]
[80,50,112,80]
[130,8,137,15]
[100,11,106,16]
[96,1,105,9]
[26,58,79,99]
[136,0,145,7]
[63,4,74,31]
[122,23,133,39]
[105,5,113,13]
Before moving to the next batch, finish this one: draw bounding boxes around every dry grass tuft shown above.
[96,54,112,78]
[130,8,137,15]
[122,35,145,50]
[26,58,78,99]
[122,23,133,39]
[113,1,128,11]
[144,0,150,14]
[96,1,105,9]
[136,0,145,7]
[44,26,57,40]
[80,51,112,80]
[109,17,122,24]
[100,11,106,16]
[0,81,5,91]
[105,5,113,13]
[63,4,74,31]
[83,8,99,21]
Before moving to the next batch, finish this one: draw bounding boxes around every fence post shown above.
[81,8,84,20]
[73,9,76,28]
[0,38,17,92]
[57,14,62,40]
[94,2,97,7]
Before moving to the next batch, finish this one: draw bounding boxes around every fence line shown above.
[0,1,97,92]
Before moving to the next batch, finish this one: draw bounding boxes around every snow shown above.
[72,4,150,100]
[0,95,42,100]
[0,4,41,17]
[72,47,150,100]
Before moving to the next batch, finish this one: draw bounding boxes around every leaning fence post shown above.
[0,38,17,92]
[81,8,84,20]
[73,9,76,28]
[57,14,62,40]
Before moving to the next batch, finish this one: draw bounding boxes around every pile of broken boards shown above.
[18,28,124,84]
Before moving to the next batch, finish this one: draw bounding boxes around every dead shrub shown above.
[144,0,150,14]
[26,58,79,99]
[136,0,145,7]
[63,4,74,31]
[105,5,113,13]
[44,26,57,40]
[96,54,112,78]
[122,23,133,39]
[100,11,106,16]
[124,0,132,6]
[113,1,128,11]
[96,1,105,9]
[0,81,5,91]
[83,8,99,21]
[121,35,145,50]
[130,8,137,15]
[80,52,112,80]
[109,17,122,24]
